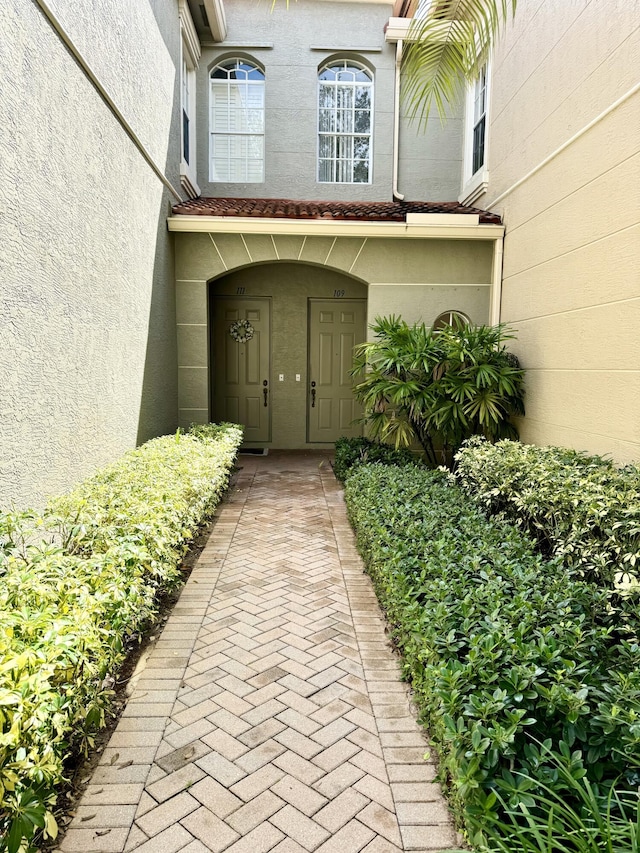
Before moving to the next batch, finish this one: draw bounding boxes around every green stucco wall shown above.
[175,231,494,446]
[368,285,490,328]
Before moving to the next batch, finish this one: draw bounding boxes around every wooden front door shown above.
[308,299,366,442]
[212,297,271,443]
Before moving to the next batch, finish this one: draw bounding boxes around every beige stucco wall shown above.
[482,0,640,462]
[175,230,494,442]
[0,0,182,508]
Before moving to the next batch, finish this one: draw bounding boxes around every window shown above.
[433,310,470,331]
[210,59,265,183]
[459,62,490,204]
[179,0,200,197]
[182,52,193,166]
[318,60,373,184]
[472,64,487,176]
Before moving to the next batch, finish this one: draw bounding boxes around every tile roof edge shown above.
[170,197,502,225]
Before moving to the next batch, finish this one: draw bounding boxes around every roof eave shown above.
[167,215,504,240]
[203,0,227,42]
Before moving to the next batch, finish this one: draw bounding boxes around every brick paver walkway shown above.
[58,452,459,853]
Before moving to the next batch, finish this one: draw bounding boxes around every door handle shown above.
[311,380,316,408]
[263,379,268,407]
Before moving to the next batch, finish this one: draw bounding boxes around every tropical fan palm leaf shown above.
[352,315,525,467]
[402,0,517,126]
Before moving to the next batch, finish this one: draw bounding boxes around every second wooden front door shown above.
[308,299,366,442]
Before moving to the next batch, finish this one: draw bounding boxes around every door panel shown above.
[308,299,366,442]
[213,298,271,442]
[339,398,354,430]
[319,333,333,384]
[340,333,355,384]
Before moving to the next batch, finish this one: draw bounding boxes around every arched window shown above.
[210,59,265,183]
[318,60,373,184]
[433,310,470,331]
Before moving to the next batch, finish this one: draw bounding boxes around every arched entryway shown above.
[209,261,368,448]
[173,224,501,434]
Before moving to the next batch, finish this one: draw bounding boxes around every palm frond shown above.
[402,0,517,127]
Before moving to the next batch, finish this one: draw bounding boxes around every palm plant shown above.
[351,315,524,466]
[403,0,518,125]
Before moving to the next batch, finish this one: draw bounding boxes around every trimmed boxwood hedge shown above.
[0,423,242,852]
[333,436,421,483]
[343,462,640,845]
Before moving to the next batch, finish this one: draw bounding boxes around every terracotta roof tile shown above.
[172,197,502,225]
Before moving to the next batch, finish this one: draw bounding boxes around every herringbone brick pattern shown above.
[58,452,459,853]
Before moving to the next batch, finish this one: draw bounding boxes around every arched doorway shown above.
[209,262,368,448]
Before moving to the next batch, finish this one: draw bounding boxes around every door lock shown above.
[263,379,268,407]
[310,380,316,408]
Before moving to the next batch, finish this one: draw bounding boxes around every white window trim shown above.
[433,309,471,331]
[459,59,491,206]
[179,0,201,198]
[317,61,374,185]
[209,59,265,184]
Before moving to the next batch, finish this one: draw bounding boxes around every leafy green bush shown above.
[0,423,242,852]
[469,745,640,852]
[333,436,420,483]
[344,463,640,849]
[455,437,640,591]
[352,316,525,467]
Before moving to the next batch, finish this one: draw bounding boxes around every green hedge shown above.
[333,436,421,483]
[455,437,640,591]
[0,423,242,852]
[344,463,640,847]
